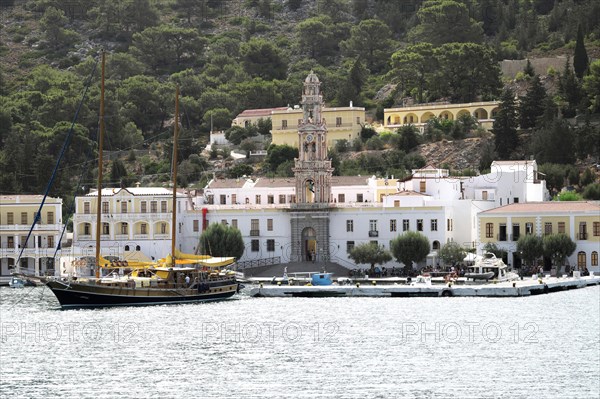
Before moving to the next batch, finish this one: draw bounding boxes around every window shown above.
[390,219,397,232]
[279,195,286,204]
[47,211,54,224]
[431,219,438,231]
[289,195,296,203]
[346,220,354,232]
[579,222,587,240]
[593,222,600,237]
[255,195,261,204]
[417,219,423,231]
[281,120,287,129]
[140,201,146,213]
[482,191,488,200]
[220,195,226,205]
[513,197,519,203]
[7,212,13,224]
[356,193,363,202]
[447,218,453,232]
[21,212,27,224]
[336,117,342,126]
[221,219,227,225]
[160,223,167,234]
[84,223,90,235]
[403,219,409,231]
[193,220,199,232]
[47,236,54,248]
[485,223,494,238]
[499,224,507,241]
[394,200,400,207]
[267,219,273,231]
[151,201,158,213]
[356,116,360,124]
[544,222,552,235]
[558,222,566,234]
[338,193,345,203]
[141,223,147,235]
[267,195,274,204]
[161,201,167,213]
[251,240,260,252]
[83,202,90,214]
[121,223,128,235]
[267,239,275,252]
[231,219,238,228]
[369,220,378,231]
[419,181,426,193]
[577,251,586,268]
[102,222,110,235]
[207,195,214,205]
[346,241,355,253]
[525,222,534,235]
[121,201,127,213]
[232,194,237,204]
[592,251,598,266]
[250,219,259,236]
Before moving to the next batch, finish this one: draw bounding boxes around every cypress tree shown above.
[518,75,547,129]
[524,59,535,77]
[493,88,519,159]
[573,24,589,79]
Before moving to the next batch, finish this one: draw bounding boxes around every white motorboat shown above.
[9,277,26,288]
[465,252,519,282]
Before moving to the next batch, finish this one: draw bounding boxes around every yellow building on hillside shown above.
[384,101,500,131]
[477,201,600,272]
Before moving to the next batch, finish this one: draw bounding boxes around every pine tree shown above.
[493,88,519,159]
[524,59,535,77]
[518,75,547,129]
[573,24,589,79]
[559,58,582,118]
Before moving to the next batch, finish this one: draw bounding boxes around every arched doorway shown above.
[302,227,317,262]
[305,179,315,203]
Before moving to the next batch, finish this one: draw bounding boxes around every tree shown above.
[265,144,298,172]
[558,59,582,118]
[438,242,465,266]
[340,19,393,72]
[240,38,287,80]
[225,125,257,145]
[582,183,600,200]
[348,242,392,272]
[517,235,543,268]
[483,242,506,259]
[542,234,576,275]
[40,6,79,49]
[390,232,430,272]
[573,24,589,79]
[199,223,245,259]
[523,59,535,77]
[583,60,600,113]
[493,88,518,159]
[110,159,129,188]
[227,164,254,178]
[396,125,420,153]
[296,16,335,60]
[531,119,575,164]
[518,75,547,129]
[390,43,436,103]
[408,0,484,45]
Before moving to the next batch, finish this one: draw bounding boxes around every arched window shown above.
[136,245,141,251]
[124,245,130,251]
[432,241,440,250]
[577,251,586,268]
[592,251,598,266]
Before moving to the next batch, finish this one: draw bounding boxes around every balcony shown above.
[250,229,260,237]
[578,232,588,240]
[368,230,379,237]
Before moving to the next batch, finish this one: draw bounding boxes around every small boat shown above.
[9,277,26,288]
[465,252,519,282]
[410,275,432,286]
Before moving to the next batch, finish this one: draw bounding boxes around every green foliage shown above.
[390,231,430,270]
[359,126,376,141]
[583,60,600,113]
[340,19,393,72]
[365,136,384,150]
[517,235,543,267]
[493,88,518,159]
[582,183,600,200]
[543,233,576,271]
[40,6,79,49]
[227,163,254,178]
[580,168,596,187]
[518,75,547,129]
[555,191,582,201]
[483,242,506,259]
[573,25,589,79]
[396,125,420,153]
[438,242,465,266]
[199,223,245,259]
[240,38,287,80]
[348,242,392,269]
[265,144,298,172]
[530,119,575,165]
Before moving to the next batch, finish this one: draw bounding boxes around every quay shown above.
[247,275,600,298]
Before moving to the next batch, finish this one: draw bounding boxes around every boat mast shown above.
[95,50,106,279]
[171,86,180,268]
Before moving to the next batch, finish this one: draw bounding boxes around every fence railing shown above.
[235,257,281,270]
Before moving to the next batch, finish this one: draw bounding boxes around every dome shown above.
[305,70,320,83]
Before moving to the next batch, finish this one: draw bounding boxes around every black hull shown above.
[46,280,237,308]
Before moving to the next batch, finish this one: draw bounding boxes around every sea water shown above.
[1,286,598,398]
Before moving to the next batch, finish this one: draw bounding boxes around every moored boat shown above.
[464,252,519,282]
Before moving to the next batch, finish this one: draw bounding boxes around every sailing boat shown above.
[45,52,239,308]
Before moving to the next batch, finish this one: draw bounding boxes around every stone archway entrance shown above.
[302,227,317,262]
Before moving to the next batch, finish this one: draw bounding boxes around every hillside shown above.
[0,0,599,204]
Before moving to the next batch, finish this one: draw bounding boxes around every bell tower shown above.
[293,71,333,203]
[290,72,333,263]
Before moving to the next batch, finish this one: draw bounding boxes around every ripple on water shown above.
[0,286,598,398]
